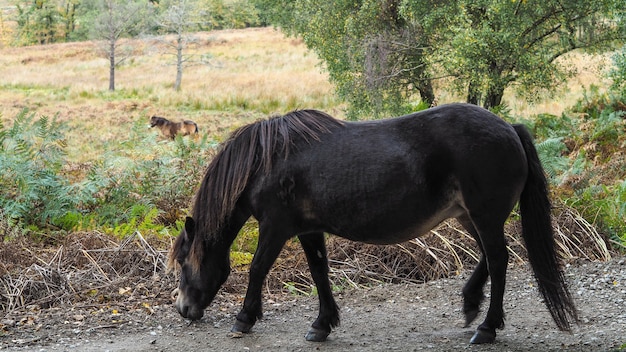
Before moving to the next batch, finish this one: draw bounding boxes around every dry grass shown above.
[1,206,613,314]
[504,53,614,116]
[0,231,175,312]
[0,28,338,162]
[0,29,333,107]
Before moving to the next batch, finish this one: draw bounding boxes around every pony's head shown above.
[169,216,230,320]
[149,116,168,128]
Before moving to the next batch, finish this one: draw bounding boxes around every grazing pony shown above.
[150,116,198,139]
[169,104,578,344]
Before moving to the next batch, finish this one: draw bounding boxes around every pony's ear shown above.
[184,216,195,241]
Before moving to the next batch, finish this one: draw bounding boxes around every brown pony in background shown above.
[150,116,199,139]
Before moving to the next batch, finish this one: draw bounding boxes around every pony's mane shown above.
[179,110,343,267]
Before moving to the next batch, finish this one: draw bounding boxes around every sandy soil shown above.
[1,258,625,352]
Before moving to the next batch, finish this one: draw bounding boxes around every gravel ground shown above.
[1,257,625,352]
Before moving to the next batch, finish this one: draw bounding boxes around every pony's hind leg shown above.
[298,232,340,342]
[457,216,488,327]
[466,215,509,344]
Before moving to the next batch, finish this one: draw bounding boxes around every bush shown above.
[0,110,218,238]
[566,181,626,246]
[525,89,626,247]
[76,120,218,232]
[200,0,261,29]
[0,110,82,229]
[608,46,626,98]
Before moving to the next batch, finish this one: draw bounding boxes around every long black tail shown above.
[514,124,579,331]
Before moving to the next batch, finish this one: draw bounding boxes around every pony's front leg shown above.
[231,230,287,334]
[298,232,339,342]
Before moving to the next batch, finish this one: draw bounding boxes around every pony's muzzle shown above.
[175,291,204,320]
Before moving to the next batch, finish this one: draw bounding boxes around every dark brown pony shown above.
[150,116,198,139]
[169,104,578,344]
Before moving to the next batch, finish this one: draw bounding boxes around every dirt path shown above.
[2,258,625,351]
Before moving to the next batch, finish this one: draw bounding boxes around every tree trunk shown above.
[109,39,115,91]
[467,81,481,106]
[174,34,183,91]
[417,80,435,106]
[483,89,504,110]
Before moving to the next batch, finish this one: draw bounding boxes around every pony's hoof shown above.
[464,309,480,328]
[469,328,496,344]
[305,327,330,342]
[231,320,253,334]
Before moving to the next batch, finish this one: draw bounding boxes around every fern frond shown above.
[535,137,569,181]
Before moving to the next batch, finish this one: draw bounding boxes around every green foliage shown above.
[608,46,626,97]
[259,0,625,118]
[232,220,259,254]
[522,88,626,246]
[14,0,61,45]
[229,219,259,267]
[8,0,264,47]
[79,120,218,229]
[0,110,218,237]
[0,110,81,228]
[535,138,569,182]
[530,113,577,140]
[567,181,626,245]
[13,0,81,45]
[199,0,261,30]
[105,205,167,238]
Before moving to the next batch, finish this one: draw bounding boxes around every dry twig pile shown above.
[0,205,614,315]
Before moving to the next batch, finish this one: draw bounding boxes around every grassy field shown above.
[0,28,339,161]
[0,27,612,162]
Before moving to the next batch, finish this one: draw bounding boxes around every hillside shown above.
[0,28,337,161]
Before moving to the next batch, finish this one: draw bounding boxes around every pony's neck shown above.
[210,207,251,254]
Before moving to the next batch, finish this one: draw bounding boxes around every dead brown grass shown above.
[2,205,612,314]
[0,231,175,312]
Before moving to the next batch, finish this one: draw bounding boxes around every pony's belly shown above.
[329,202,465,245]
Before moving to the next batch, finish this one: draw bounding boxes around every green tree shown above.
[608,45,626,96]
[405,0,626,109]
[254,0,434,118]
[255,0,626,117]
[13,0,83,44]
[15,0,60,45]
[59,0,79,41]
[198,0,260,30]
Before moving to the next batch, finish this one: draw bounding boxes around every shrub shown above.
[0,110,219,237]
[77,120,218,230]
[0,110,83,229]
[608,46,626,98]
[566,181,626,246]
[539,89,626,247]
